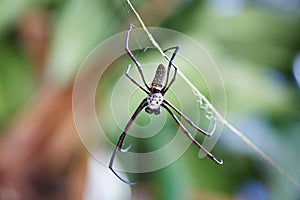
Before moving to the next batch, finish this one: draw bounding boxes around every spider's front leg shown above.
[162,104,223,165]
[163,100,216,136]
[109,98,148,185]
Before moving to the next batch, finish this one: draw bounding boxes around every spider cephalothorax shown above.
[145,92,164,115]
[109,25,223,185]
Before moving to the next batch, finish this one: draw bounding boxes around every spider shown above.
[109,25,223,185]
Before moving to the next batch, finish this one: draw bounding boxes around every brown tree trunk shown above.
[0,86,87,200]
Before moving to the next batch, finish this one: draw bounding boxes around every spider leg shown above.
[126,64,149,94]
[125,25,150,90]
[163,100,216,136]
[162,104,223,165]
[162,46,179,94]
[109,98,148,185]
[120,144,132,152]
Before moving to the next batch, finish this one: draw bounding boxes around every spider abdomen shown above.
[151,64,166,89]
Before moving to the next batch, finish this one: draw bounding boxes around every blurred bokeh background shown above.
[0,0,300,199]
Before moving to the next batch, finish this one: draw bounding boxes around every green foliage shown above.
[0,38,34,130]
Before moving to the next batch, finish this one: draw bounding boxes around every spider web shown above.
[121,0,300,189]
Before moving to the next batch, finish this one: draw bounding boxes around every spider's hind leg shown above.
[125,25,150,90]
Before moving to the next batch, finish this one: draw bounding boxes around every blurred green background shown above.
[0,0,300,200]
